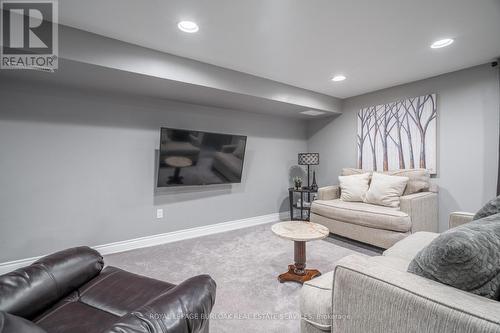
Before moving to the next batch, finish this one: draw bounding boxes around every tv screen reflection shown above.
[157,128,247,187]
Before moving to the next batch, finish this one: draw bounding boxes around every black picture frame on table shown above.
[288,187,317,221]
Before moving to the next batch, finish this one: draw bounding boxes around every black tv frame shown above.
[157,127,247,187]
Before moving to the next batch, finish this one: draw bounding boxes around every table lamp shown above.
[298,153,319,190]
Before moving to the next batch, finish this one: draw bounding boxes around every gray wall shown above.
[0,79,306,262]
[1,63,498,262]
[308,64,500,231]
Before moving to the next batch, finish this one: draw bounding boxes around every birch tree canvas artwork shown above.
[357,94,437,174]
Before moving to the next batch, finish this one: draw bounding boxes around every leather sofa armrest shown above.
[399,192,438,233]
[449,212,474,229]
[104,275,216,333]
[0,312,47,333]
[318,185,340,200]
[0,246,104,319]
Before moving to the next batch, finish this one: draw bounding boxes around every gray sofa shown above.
[160,133,202,166]
[212,143,244,182]
[310,168,438,249]
[300,212,500,333]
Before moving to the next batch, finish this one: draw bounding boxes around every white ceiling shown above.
[59,0,500,98]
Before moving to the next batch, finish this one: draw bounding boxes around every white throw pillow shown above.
[338,173,371,202]
[364,172,409,207]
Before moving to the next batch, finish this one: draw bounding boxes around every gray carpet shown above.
[104,223,380,333]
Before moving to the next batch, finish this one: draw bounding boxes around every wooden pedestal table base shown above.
[271,221,329,284]
[164,156,193,185]
[277,241,321,284]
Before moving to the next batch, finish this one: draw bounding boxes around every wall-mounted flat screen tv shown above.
[157,127,247,187]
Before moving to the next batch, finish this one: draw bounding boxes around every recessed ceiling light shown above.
[430,38,454,49]
[331,75,346,82]
[301,110,326,116]
[178,21,199,33]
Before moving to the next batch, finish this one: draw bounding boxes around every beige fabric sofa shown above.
[301,212,500,333]
[212,144,244,182]
[310,169,438,249]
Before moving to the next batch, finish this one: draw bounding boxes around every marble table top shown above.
[165,156,193,168]
[272,221,329,242]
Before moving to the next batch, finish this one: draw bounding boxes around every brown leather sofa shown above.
[0,247,216,333]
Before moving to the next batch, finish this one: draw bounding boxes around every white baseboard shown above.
[0,212,280,275]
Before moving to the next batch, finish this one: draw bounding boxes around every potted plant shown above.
[293,176,303,190]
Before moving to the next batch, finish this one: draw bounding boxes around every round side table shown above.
[272,221,329,284]
[165,156,193,184]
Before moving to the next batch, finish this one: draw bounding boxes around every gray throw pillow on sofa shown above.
[408,213,500,299]
[473,195,500,220]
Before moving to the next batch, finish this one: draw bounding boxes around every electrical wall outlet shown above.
[156,208,164,219]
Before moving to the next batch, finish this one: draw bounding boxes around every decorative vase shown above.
[311,171,318,191]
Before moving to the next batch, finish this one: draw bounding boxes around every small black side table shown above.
[288,187,317,221]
